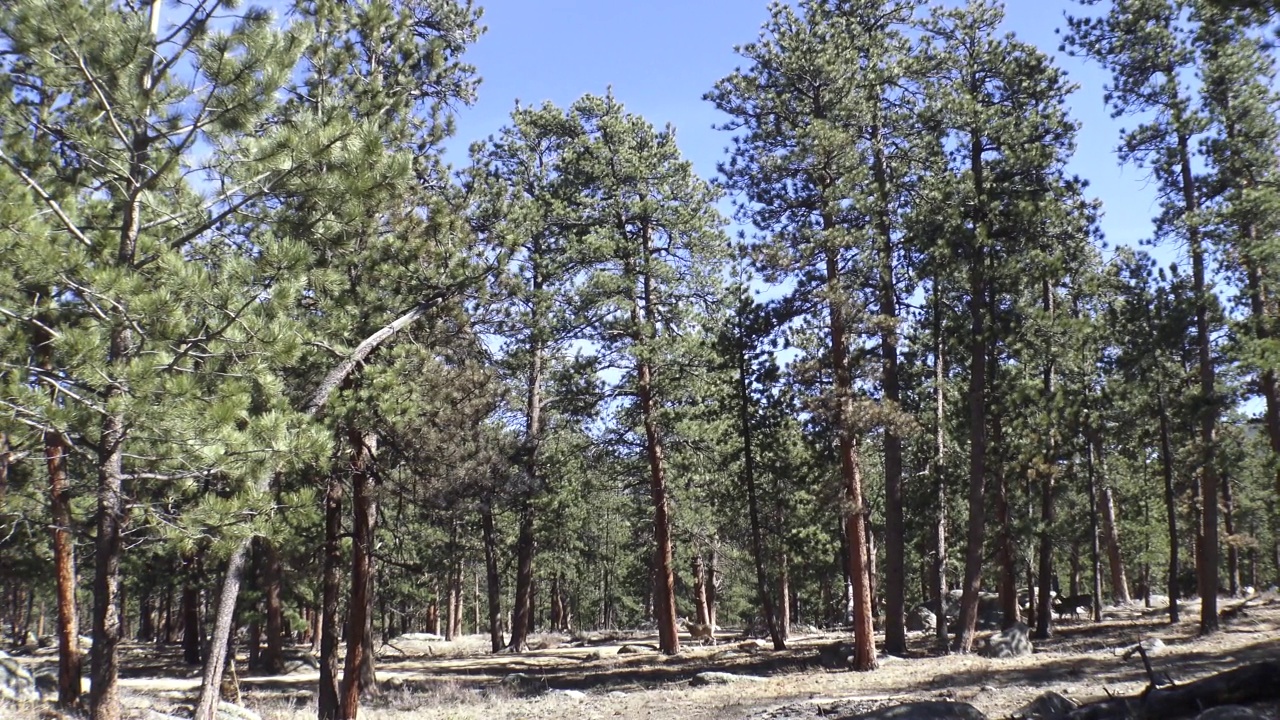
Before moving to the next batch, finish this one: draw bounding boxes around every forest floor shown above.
[7,592,1280,719]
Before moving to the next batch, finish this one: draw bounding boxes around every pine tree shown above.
[1066,0,1226,633]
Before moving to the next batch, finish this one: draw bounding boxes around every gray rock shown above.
[980,622,1032,658]
[217,703,263,720]
[1013,691,1077,719]
[1140,637,1165,652]
[907,606,937,633]
[1193,707,1266,720]
[617,643,656,654]
[842,701,988,719]
[689,671,766,686]
[0,649,39,703]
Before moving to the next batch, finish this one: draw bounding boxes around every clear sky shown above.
[442,0,1169,262]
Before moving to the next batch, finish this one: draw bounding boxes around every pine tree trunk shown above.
[183,558,202,666]
[635,224,679,656]
[507,507,534,652]
[822,242,876,669]
[707,544,719,631]
[1222,474,1239,596]
[693,555,710,625]
[932,279,949,650]
[318,469,343,720]
[993,411,1019,630]
[871,117,905,656]
[956,249,989,652]
[480,498,503,652]
[46,425,81,706]
[263,541,286,675]
[192,540,251,720]
[1034,279,1057,640]
[138,586,154,644]
[1086,449,1104,623]
[1173,113,1219,634]
[779,551,791,642]
[733,321,785,649]
[339,430,378,720]
[1158,384,1180,623]
[1091,429,1130,604]
[1101,486,1130,603]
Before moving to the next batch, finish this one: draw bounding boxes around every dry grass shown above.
[3,593,1278,720]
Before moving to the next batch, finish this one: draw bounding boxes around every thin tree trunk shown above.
[932,277,949,650]
[692,555,710,625]
[317,470,343,720]
[707,544,719,631]
[993,412,1018,630]
[1158,384,1180,623]
[480,498,503,652]
[1092,430,1131,603]
[733,312,785,649]
[956,252,988,649]
[1086,447,1104,623]
[1034,279,1057,640]
[779,551,791,642]
[339,430,378,720]
[192,541,251,720]
[1223,473,1238,596]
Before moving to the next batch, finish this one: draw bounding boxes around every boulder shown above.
[0,650,39,703]
[907,606,937,633]
[980,622,1032,658]
[845,701,988,719]
[1013,691,1077,719]
[689,671,766,686]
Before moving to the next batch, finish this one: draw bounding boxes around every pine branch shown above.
[0,149,93,250]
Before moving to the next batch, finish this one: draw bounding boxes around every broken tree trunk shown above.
[1064,661,1280,719]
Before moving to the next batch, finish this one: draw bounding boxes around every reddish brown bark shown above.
[339,430,378,720]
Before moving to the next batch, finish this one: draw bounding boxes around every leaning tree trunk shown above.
[317,470,343,720]
[338,431,378,720]
[191,542,252,720]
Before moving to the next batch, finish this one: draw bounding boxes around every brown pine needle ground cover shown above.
[5,593,1279,720]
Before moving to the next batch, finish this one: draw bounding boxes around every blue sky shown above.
[442,0,1170,263]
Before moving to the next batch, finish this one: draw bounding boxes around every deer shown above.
[677,617,717,646]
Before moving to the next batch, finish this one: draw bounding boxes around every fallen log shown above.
[1064,661,1280,719]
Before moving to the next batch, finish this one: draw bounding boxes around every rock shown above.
[907,606,937,633]
[617,643,656,654]
[281,651,319,675]
[500,672,545,694]
[0,649,39,703]
[554,689,587,699]
[844,701,988,719]
[1013,691,1077,719]
[980,622,1032,658]
[1193,707,1266,720]
[608,690,627,697]
[33,669,59,697]
[217,703,263,720]
[1140,637,1165,652]
[689,671,766,686]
